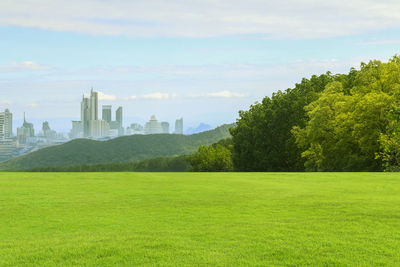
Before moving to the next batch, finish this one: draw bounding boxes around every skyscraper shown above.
[89,120,109,138]
[17,113,34,144]
[116,107,122,128]
[116,107,123,135]
[90,88,98,121]
[144,115,163,134]
[161,122,170,134]
[174,118,183,134]
[102,105,112,123]
[81,95,90,137]
[0,109,12,140]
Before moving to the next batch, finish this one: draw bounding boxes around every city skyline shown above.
[1,88,187,137]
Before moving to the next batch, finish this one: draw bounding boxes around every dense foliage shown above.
[188,139,233,171]
[17,155,190,172]
[231,56,400,171]
[0,124,233,170]
[230,72,341,171]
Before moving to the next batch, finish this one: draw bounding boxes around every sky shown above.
[1,0,400,132]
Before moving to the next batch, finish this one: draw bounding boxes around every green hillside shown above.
[0,172,399,266]
[0,124,233,170]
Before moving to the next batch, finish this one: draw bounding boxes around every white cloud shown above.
[26,103,38,107]
[97,91,117,101]
[143,92,169,99]
[0,100,13,108]
[0,61,52,71]
[189,90,247,98]
[207,91,247,98]
[121,95,137,100]
[1,0,400,39]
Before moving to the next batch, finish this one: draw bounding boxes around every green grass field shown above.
[0,172,399,266]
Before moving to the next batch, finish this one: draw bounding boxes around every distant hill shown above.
[0,124,234,170]
[184,123,212,135]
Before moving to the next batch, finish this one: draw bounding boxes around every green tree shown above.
[230,73,341,171]
[189,144,233,172]
[377,108,400,171]
[294,57,399,171]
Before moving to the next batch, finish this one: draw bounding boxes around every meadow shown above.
[0,172,399,266]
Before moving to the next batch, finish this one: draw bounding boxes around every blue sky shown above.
[1,0,400,132]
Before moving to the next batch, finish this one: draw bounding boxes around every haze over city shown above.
[1,0,400,132]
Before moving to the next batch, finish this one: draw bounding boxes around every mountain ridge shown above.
[0,123,234,170]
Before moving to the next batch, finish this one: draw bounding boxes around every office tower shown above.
[102,105,112,123]
[17,113,34,144]
[41,121,56,139]
[0,109,12,140]
[89,120,109,138]
[174,118,183,134]
[78,88,113,138]
[116,107,122,128]
[115,107,123,135]
[70,121,83,139]
[126,123,144,135]
[90,88,98,120]
[42,121,50,135]
[81,95,90,137]
[161,122,170,134]
[144,115,163,134]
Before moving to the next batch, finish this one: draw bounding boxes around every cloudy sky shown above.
[1,0,400,132]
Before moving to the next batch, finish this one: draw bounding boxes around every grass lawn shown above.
[0,172,399,266]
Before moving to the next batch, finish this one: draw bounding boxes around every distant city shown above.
[0,88,196,162]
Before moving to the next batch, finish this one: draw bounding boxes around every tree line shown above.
[192,56,400,172]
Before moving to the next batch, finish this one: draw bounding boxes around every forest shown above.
[193,56,400,172]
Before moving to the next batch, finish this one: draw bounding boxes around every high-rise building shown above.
[115,107,123,135]
[89,120,109,138]
[90,88,98,121]
[41,121,57,140]
[161,122,170,134]
[0,109,12,140]
[126,123,144,135]
[102,105,112,123]
[144,115,163,134]
[81,95,90,137]
[174,118,183,134]
[77,88,110,138]
[116,107,122,127]
[17,113,35,144]
[70,121,83,139]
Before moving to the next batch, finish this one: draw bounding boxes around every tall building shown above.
[115,107,124,135]
[0,109,12,140]
[174,118,183,134]
[76,88,109,138]
[161,122,170,134]
[70,121,83,139]
[81,95,90,137]
[41,121,57,140]
[89,120,109,138]
[116,107,122,128]
[102,105,112,123]
[90,88,98,120]
[144,115,163,134]
[126,123,144,135]
[17,113,35,144]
